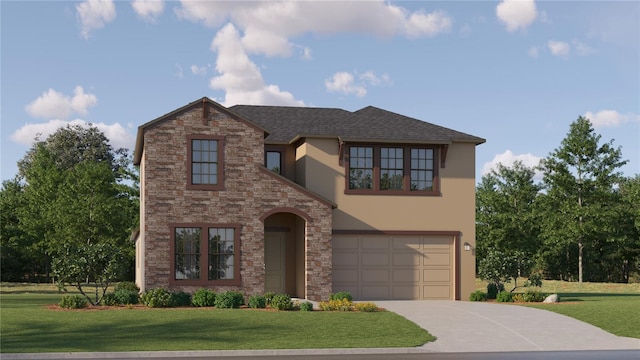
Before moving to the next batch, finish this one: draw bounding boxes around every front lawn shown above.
[0,289,434,353]
[475,279,640,339]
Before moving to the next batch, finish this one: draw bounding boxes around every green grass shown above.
[0,286,434,353]
[475,278,640,339]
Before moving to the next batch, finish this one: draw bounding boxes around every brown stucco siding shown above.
[141,106,332,301]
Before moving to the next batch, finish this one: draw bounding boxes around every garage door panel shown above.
[393,269,420,283]
[424,268,450,282]
[333,234,454,300]
[423,285,451,299]
[393,253,421,266]
[423,253,451,266]
[362,269,389,282]
[362,252,389,266]
[392,285,420,299]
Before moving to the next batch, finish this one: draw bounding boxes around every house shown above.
[133,97,485,301]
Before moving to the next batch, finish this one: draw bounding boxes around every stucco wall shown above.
[300,137,478,300]
[139,105,332,300]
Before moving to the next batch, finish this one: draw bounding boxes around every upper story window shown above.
[345,144,439,195]
[266,151,282,174]
[187,135,224,190]
[170,224,240,286]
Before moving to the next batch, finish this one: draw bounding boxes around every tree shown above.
[476,161,541,272]
[538,116,627,282]
[12,124,138,281]
[52,242,127,305]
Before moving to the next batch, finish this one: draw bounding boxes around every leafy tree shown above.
[538,116,627,282]
[476,161,541,272]
[12,124,138,281]
[52,242,126,305]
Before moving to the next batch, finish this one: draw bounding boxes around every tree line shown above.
[476,117,640,284]
[1,125,139,283]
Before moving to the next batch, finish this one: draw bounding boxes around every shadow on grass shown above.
[557,292,640,302]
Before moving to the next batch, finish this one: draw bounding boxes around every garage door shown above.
[332,234,455,300]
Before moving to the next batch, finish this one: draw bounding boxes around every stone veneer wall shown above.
[141,104,332,301]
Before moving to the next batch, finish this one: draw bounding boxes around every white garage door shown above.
[332,234,455,300]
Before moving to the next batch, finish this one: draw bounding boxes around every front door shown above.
[264,232,286,294]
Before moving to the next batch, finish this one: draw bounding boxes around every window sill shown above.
[344,189,441,196]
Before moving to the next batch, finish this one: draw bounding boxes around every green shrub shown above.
[263,291,276,305]
[522,289,546,302]
[102,292,119,306]
[354,302,378,312]
[512,293,525,302]
[115,281,140,293]
[329,292,353,302]
[192,289,216,307]
[299,301,314,312]
[102,289,139,306]
[141,288,173,308]
[215,291,245,308]
[248,295,267,309]
[59,295,88,309]
[469,290,487,302]
[486,283,504,299]
[319,298,353,311]
[496,290,514,303]
[171,291,192,307]
[270,294,293,311]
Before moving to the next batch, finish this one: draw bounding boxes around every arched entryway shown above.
[262,209,308,298]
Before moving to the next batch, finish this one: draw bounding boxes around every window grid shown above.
[208,228,235,280]
[349,146,373,189]
[380,147,404,190]
[191,139,218,185]
[174,227,201,280]
[411,148,434,191]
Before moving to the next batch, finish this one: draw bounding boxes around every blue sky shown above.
[2,1,639,183]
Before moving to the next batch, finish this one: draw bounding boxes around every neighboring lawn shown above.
[475,279,640,339]
[0,284,434,353]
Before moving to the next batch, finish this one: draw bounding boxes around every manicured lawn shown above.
[0,287,434,353]
[475,279,640,339]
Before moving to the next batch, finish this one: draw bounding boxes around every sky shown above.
[2,0,639,184]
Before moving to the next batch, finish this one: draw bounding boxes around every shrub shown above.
[102,292,119,306]
[469,290,487,302]
[141,288,173,308]
[299,301,314,312]
[171,291,192,307]
[215,291,245,309]
[512,293,525,302]
[192,289,216,307]
[59,295,88,309]
[319,298,353,311]
[116,289,139,305]
[522,289,546,302]
[248,295,267,309]
[496,291,514,303]
[354,302,378,312]
[115,281,140,293]
[263,291,276,305]
[486,283,504,299]
[270,294,293,311]
[329,292,353,302]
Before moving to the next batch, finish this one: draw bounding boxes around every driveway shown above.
[376,300,640,353]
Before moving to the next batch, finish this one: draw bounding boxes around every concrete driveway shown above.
[376,301,640,353]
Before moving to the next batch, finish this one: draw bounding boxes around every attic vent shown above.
[202,99,209,125]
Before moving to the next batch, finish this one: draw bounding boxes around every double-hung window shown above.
[345,144,439,195]
[170,224,240,286]
[187,135,224,190]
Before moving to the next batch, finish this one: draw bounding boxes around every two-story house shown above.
[133,97,484,301]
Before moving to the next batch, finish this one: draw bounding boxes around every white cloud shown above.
[404,9,452,38]
[10,119,135,150]
[76,0,116,39]
[325,72,367,97]
[572,39,596,56]
[528,46,539,58]
[131,0,164,23]
[482,150,542,180]
[25,87,98,120]
[190,64,208,76]
[209,24,303,107]
[547,40,570,57]
[584,110,640,128]
[496,0,537,32]
[325,71,391,97]
[175,63,184,78]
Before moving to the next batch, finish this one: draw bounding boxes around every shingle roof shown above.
[229,104,485,145]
